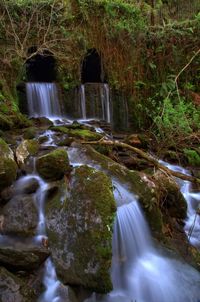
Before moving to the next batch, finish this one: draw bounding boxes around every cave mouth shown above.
[26,47,57,82]
[81,48,105,83]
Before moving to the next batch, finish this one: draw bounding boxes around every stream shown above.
[1,82,200,302]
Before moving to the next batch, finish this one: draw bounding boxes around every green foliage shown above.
[183,149,200,166]
[153,97,200,141]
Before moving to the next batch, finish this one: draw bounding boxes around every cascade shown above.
[80,84,87,119]
[160,161,200,248]
[13,171,61,301]
[100,84,111,123]
[79,84,111,122]
[68,149,200,302]
[26,83,62,119]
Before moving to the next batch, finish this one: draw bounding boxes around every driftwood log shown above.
[82,138,200,185]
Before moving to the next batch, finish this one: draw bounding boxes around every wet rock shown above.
[56,284,78,302]
[1,177,39,203]
[30,117,53,127]
[0,244,49,270]
[0,138,17,191]
[46,165,116,293]
[0,195,38,236]
[16,139,39,166]
[68,144,163,235]
[51,126,102,141]
[153,171,187,219]
[0,267,36,302]
[36,148,71,181]
[23,127,37,140]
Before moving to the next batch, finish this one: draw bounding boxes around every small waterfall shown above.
[100,84,111,123]
[79,84,111,122]
[160,161,200,248]
[80,84,87,119]
[14,165,61,301]
[26,83,61,119]
[110,184,200,302]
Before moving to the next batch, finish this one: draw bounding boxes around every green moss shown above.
[183,148,200,166]
[25,140,39,155]
[0,158,17,190]
[23,127,37,139]
[36,148,71,181]
[51,126,102,141]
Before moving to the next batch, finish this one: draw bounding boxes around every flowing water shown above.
[26,83,62,120]
[80,84,87,119]
[17,83,200,301]
[68,149,200,302]
[160,161,200,248]
[79,84,111,122]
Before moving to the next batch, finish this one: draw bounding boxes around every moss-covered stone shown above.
[23,127,37,139]
[36,148,71,181]
[153,171,187,219]
[68,144,163,236]
[0,138,17,191]
[1,195,38,237]
[0,267,36,302]
[46,165,116,293]
[51,126,102,141]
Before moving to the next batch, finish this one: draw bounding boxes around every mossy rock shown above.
[1,194,38,237]
[36,148,71,181]
[23,127,37,139]
[46,165,116,293]
[68,144,163,236]
[51,126,102,141]
[153,171,187,219]
[0,113,13,130]
[16,139,39,166]
[0,267,36,302]
[0,138,17,191]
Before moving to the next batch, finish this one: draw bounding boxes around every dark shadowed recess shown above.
[26,46,57,82]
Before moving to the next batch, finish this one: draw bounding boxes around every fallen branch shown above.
[81,139,200,184]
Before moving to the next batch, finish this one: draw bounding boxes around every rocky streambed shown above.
[0,119,200,301]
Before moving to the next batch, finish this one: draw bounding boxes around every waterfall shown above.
[68,149,200,302]
[79,84,111,122]
[107,184,200,302]
[100,84,111,123]
[80,84,87,119]
[160,161,200,248]
[26,83,61,119]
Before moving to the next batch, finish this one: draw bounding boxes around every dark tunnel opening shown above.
[26,47,57,82]
[81,48,105,83]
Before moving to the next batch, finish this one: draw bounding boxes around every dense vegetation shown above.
[0,0,199,151]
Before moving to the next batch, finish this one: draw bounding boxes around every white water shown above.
[160,161,200,248]
[80,84,87,119]
[79,84,111,122]
[100,84,111,123]
[12,167,61,300]
[26,83,61,119]
[68,149,200,302]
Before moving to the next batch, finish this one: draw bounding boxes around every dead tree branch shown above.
[82,139,200,184]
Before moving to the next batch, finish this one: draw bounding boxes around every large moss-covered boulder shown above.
[46,165,116,293]
[0,195,38,236]
[68,145,163,236]
[0,138,17,191]
[36,148,70,181]
[0,267,36,301]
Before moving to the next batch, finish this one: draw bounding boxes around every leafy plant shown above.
[183,149,200,166]
[153,97,200,142]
